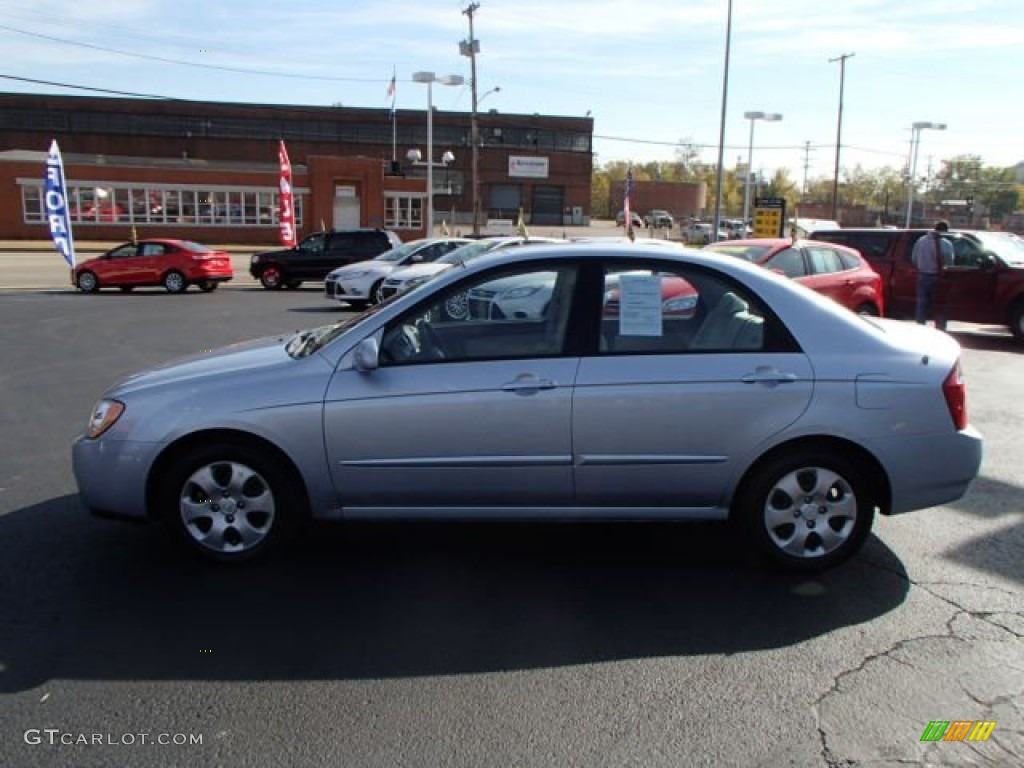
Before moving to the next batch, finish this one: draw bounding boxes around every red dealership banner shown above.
[277,140,296,248]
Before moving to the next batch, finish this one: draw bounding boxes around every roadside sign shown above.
[754,197,786,238]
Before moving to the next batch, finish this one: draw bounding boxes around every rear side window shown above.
[806,247,845,274]
[816,232,891,263]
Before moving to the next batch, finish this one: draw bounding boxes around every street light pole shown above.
[829,52,854,221]
[741,111,782,227]
[711,0,733,244]
[904,121,947,227]
[461,3,482,235]
[412,71,464,236]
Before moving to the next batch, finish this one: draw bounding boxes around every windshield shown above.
[180,240,214,253]
[435,239,502,266]
[974,232,1024,265]
[705,243,775,263]
[285,302,389,358]
[374,240,424,263]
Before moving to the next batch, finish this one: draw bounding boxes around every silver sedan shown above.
[72,242,983,570]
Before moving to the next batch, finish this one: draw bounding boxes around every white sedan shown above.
[324,237,470,309]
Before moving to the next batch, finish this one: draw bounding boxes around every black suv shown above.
[249,229,402,290]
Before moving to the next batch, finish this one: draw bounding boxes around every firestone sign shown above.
[508,156,549,179]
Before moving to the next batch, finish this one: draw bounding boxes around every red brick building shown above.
[0,93,595,243]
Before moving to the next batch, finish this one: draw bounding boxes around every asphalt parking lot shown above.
[0,275,1022,767]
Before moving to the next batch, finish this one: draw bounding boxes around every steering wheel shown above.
[415,319,447,360]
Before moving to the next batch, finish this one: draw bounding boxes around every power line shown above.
[0,23,385,83]
[0,74,172,100]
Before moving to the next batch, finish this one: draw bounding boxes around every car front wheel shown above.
[735,450,874,571]
[159,442,302,562]
[260,267,284,290]
[77,271,100,293]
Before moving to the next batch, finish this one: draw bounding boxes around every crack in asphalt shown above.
[813,557,1023,766]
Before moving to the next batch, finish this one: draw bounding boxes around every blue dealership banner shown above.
[44,139,77,269]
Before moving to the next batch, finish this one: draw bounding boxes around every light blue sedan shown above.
[73,242,983,569]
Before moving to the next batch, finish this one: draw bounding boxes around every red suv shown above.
[74,239,234,294]
[704,238,885,316]
[810,228,1024,340]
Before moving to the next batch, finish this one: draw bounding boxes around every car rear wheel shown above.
[260,267,283,290]
[158,442,302,562]
[163,270,187,294]
[1010,300,1024,341]
[734,450,874,571]
[443,291,470,321]
[198,280,218,292]
[77,271,99,293]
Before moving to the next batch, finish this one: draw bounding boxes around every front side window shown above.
[380,265,578,365]
[764,248,808,278]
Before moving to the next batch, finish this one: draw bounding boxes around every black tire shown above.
[733,449,875,571]
[198,281,218,293]
[77,271,100,293]
[284,279,302,290]
[163,270,187,294]
[156,442,305,563]
[370,279,385,305]
[1010,300,1024,341]
[855,302,880,317]
[259,266,284,290]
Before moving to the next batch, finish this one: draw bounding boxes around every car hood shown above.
[108,334,295,397]
[388,262,451,282]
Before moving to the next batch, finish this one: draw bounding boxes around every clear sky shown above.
[2,0,1021,183]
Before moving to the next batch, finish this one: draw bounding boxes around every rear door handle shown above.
[501,375,556,392]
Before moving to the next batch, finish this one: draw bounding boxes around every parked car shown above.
[722,219,753,239]
[808,227,1024,339]
[377,237,563,309]
[682,222,728,245]
[615,210,644,228]
[73,239,234,294]
[249,229,402,290]
[704,238,885,316]
[74,242,982,571]
[644,210,675,229]
[324,237,471,309]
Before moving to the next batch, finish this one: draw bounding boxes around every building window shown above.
[19,181,304,228]
[384,193,423,230]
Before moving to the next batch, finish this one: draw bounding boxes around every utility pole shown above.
[829,52,854,221]
[801,140,813,197]
[461,3,482,235]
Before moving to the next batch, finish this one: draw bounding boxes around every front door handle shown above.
[741,368,798,385]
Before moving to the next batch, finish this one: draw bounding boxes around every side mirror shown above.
[411,253,424,263]
[353,337,380,371]
[979,252,996,270]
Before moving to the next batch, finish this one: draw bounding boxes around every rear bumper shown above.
[872,425,984,514]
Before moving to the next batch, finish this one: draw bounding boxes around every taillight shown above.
[943,360,968,430]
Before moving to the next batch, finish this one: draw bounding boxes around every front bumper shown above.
[324,276,369,302]
[72,435,163,520]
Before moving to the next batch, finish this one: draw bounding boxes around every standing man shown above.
[911,220,954,330]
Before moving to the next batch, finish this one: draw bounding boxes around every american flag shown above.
[386,69,396,115]
[624,165,635,236]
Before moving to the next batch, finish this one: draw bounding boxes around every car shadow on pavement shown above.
[943,475,1024,585]
[0,494,910,693]
[947,328,1020,352]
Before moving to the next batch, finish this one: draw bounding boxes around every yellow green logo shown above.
[920,721,996,742]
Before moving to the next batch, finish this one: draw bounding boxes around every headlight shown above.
[405,276,429,290]
[341,270,370,279]
[85,399,125,439]
[501,286,542,299]
[663,295,698,313]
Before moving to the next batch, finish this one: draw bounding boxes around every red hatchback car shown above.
[74,239,234,294]
[704,238,885,316]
